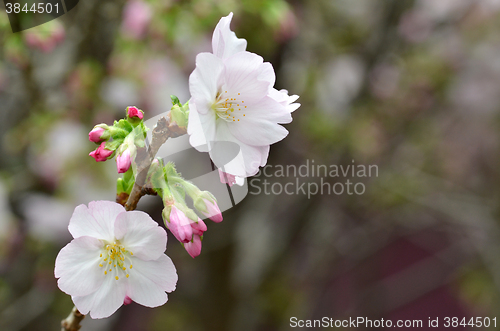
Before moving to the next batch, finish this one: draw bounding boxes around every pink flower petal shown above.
[55,236,105,297]
[114,210,167,261]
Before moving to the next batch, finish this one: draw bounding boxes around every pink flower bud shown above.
[167,206,193,243]
[123,296,132,305]
[88,127,105,143]
[219,169,236,187]
[89,142,113,162]
[191,219,207,236]
[201,198,223,223]
[184,235,202,258]
[116,149,132,173]
[127,106,143,120]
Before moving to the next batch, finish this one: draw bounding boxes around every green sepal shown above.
[116,178,127,195]
[169,181,186,203]
[120,166,135,195]
[104,139,122,152]
[171,95,181,107]
[170,99,189,129]
[148,159,168,193]
[164,162,180,178]
[114,119,134,133]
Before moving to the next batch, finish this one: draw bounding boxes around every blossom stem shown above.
[123,113,187,211]
[61,306,85,331]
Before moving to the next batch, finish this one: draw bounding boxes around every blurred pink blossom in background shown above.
[121,0,152,39]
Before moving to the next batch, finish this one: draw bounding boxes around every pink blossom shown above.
[199,198,223,223]
[89,142,113,162]
[116,149,132,173]
[184,235,202,258]
[54,201,177,319]
[24,21,65,53]
[183,219,207,258]
[89,127,106,143]
[167,206,193,243]
[219,169,237,186]
[190,219,207,236]
[187,13,299,177]
[121,0,152,39]
[127,106,144,120]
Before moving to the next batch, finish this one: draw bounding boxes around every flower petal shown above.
[212,12,247,60]
[55,236,105,297]
[187,102,217,152]
[126,255,177,307]
[214,121,266,176]
[258,62,276,86]
[244,96,292,123]
[228,117,288,146]
[114,211,167,261]
[69,201,124,241]
[258,145,270,168]
[72,274,127,319]
[189,52,224,114]
[184,235,202,258]
[222,51,271,103]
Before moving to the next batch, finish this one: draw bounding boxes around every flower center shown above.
[98,240,134,280]
[212,91,247,122]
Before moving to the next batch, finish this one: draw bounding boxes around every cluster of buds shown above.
[150,161,222,258]
[163,203,208,258]
[88,106,146,174]
[88,105,223,258]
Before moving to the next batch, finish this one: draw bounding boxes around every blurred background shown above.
[1,0,500,330]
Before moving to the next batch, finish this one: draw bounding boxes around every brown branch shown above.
[61,306,85,331]
[124,113,186,211]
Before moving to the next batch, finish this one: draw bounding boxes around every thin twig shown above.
[61,306,85,331]
[124,113,186,211]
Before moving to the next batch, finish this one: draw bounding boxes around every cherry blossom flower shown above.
[184,235,202,258]
[187,13,300,178]
[89,142,113,162]
[184,219,207,258]
[116,149,132,173]
[165,205,194,243]
[55,201,177,319]
[163,202,209,258]
[127,106,144,120]
[194,196,223,223]
[89,127,106,143]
